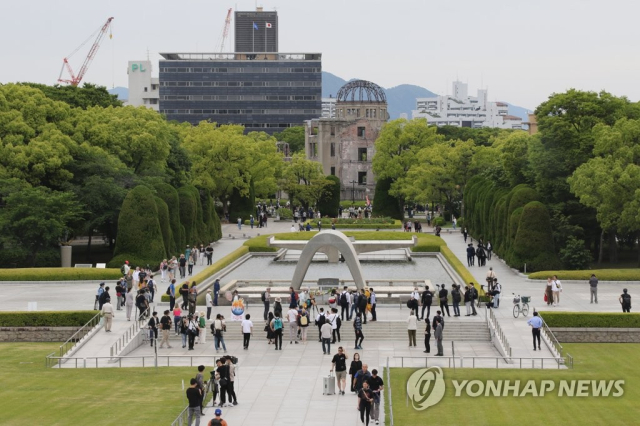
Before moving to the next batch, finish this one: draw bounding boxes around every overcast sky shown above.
[2,0,638,109]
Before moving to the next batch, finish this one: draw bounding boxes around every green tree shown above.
[21,83,122,109]
[316,175,341,217]
[272,126,305,153]
[280,153,326,208]
[511,201,562,272]
[372,177,403,220]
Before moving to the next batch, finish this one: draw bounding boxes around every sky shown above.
[2,0,639,110]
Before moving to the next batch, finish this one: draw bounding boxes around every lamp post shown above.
[350,180,357,204]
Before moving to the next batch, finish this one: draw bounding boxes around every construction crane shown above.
[218,8,232,52]
[58,17,114,86]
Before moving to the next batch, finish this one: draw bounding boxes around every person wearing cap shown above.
[101,297,114,332]
[95,283,105,310]
[206,290,213,320]
[207,408,228,426]
[121,260,130,277]
[262,287,271,321]
[620,289,632,313]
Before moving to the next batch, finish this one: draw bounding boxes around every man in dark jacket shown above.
[420,286,433,320]
[98,286,110,310]
[358,289,368,324]
[466,244,475,267]
[438,285,450,317]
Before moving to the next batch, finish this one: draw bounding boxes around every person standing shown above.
[354,312,364,350]
[451,284,461,317]
[486,241,493,260]
[114,280,124,311]
[423,318,431,354]
[349,353,362,393]
[466,243,475,267]
[545,277,554,306]
[98,285,110,310]
[159,310,173,348]
[242,313,253,350]
[195,365,207,415]
[368,369,384,425]
[407,311,417,347]
[589,274,598,304]
[469,283,478,316]
[187,314,198,350]
[493,281,502,308]
[486,267,497,289]
[420,286,432,320]
[438,285,450,317]
[340,286,350,321]
[213,279,220,306]
[226,358,238,406]
[101,298,114,332]
[298,308,310,343]
[369,288,377,321]
[205,290,213,320]
[321,320,332,354]
[262,287,271,321]
[287,306,299,344]
[216,358,231,407]
[186,378,202,426]
[206,245,214,265]
[289,286,298,309]
[173,305,182,335]
[350,291,359,320]
[179,254,187,279]
[168,279,176,311]
[434,318,444,356]
[198,311,207,344]
[357,381,374,426]
[271,313,284,350]
[148,311,159,347]
[620,289,632,313]
[464,285,472,316]
[331,346,349,395]
[409,287,420,318]
[527,311,543,351]
[315,308,326,342]
[358,289,368,324]
[125,288,134,321]
[552,275,562,306]
[212,314,227,353]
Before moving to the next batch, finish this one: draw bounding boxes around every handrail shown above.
[109,307,149,357]
[487,307,512,360]
[58,311,102,358]
[386,357,394,426]
[540,317,564,360]
[390,355,566,370]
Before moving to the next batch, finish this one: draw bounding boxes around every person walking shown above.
[187,314,198,350]
[321,320,332,354]
[589,274,598,304]
[420,286,433,320]
[147,311,159,347]
[462,227,468,243]
[493,281,502,308]
[407,311,417,347]
[168,279,176,311]
[198,311,207,344]
[486,267,497,289]
[354,312,365,349]
[287,306,299,344]
[262,287,271,321]
[434,318,444,356]
[271,313,284,350]
[438,285,450,317]
[180,317,189,348]
[178,254,187,279]
[101,297,114,332]
[331,346,349,395]
[486,241,493,260]
[298,308,310,343]
[545,277,554,306]
[173,305,182,335]
[186,378,202,426]
[368,369,384,425]
[349,353,362,393]
[353,364,372,395]
[242,313,253,350]
[357,380,374,426]
[451,284,461,317]
[208,409,228,426]
[527,311,543,351]
[339,286,350,321]
[125,288,135,321]
[423,318,431,353]
[159,310,173,348]
[552,276,562,306]
[206,290,213,320]
[464,285,472,316]
[327,307,340,343]
[369,288,377,321]
[350,291,359,321]
[358,289,368,324]
[466,243,475,267]
[213,279,220,306]
[212,314,227,353]
[620,289,632,312]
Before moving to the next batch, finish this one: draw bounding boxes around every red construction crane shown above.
[58,17,114,86]
[219,8,232,52]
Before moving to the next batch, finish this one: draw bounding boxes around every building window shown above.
[358,148,367,162]
[357,127,365,138]
[330,143,336,157]
[366,109,370,118]
[358,171,367,185]
[330,167,335,176]
[330,126,335,136]
[144,87,148,92]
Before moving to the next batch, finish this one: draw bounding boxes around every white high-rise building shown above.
[321,97,337,118]
[126,60,159,111]
[412,81,523,130]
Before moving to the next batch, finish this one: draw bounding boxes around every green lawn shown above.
[387,343,639,426]
[0,342,205,425]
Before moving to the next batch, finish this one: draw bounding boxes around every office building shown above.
[306,80,389,201]
[125,60,159,111]
[412,81,523,129]
[235,8,278,53]
[321,97,337,118]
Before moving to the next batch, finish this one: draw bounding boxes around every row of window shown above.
[160,67,320,74]
[160,81,320,88]
[158,108,320,115]
[161,95,319,101]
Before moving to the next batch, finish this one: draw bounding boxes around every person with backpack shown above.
[120,260,130,277]
[207,408,228,426]
[329,307,341,343]
[315,308,326,342]
[350,291,359,320]
[212,314,227,353]
[420,285,433,320]
[620,288,632,312]
[358,289,368,324]
[297,308,310,343]
[270,313,284,350]
[262,287,271,321]
[493,281,502,308]
[146,275,156,302]
[451,284,462,317]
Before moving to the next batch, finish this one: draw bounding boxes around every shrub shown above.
[111,185,166,268]
[510,201,561,272]
[559,236,592,270]
[528,269,640,281]
[539,312,640,328]
[228,180,255,224]
[277,208,293,220]
[178,185,199,245]
[372,178,403,220]
[0,268,122,281]
[317,175,341,217]
[433,217,446,227]
[0,311,98,326]
[153,182,181,252]
[201,193,221,243]
[0,247,61,269]
[154,197,172,258]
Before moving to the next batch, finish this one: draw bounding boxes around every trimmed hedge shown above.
[511,201,562,272]
[317,175,341,217]
[228,180,255,224]
[529,269,640,281]
[0,268,122,281]
[160,246,250,302]
[153,182,181,252]
[372,177,403,221]
[178,185,199,245]
[155,196,172,258]
[539,312,640,328]
[440,246,484,295]
[0,311,97,326]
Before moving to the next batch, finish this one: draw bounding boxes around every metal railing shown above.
[58,311,102,358]
[386,357,394,426]
[171,377,215,426]
[109,308,149,357]
[391,355,567,370]
[540,317,564,361]
[46,354,218,369]
[487,307,512,360]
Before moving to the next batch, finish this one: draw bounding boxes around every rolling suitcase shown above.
[323,371,335,395]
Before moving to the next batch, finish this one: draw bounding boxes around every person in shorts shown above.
[330,346,349,395]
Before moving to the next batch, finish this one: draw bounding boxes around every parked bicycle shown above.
[512,293,530,318]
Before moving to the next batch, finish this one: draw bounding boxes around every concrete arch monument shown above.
[290,230,366,290]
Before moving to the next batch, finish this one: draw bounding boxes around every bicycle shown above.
[512,294,530,318]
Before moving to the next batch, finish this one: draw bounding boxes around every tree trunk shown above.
[608,231,618,264]
[598,229,605,264]
[86,230,93,261]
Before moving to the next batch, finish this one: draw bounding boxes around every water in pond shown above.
[223,256,453,284]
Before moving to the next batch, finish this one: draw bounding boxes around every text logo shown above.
[131,63,146,72]
[406,367,446,410]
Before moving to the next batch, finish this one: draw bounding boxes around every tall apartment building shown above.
[235,8,278,53]
[125,60,159,111]
[321,97,337,118]
[412,81,523,129]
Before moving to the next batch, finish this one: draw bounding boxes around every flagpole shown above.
[265,26,267,53]
[252,22,255,53]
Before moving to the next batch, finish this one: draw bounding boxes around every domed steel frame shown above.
[336,80,387,103]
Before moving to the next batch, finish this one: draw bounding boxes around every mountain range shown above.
[108,71,531,121]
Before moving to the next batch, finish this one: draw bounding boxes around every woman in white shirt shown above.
[552,276,562,306]
[407,311,418,347]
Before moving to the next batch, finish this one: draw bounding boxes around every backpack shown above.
[273,317,283,330]
[261,292,266,302]
[316,314,326,327]
[120,265,126,275]
[300,315,308,326]
[340,292,347,306]
[147,279,154,290]
[336,317,342,328]
[210,419,222,426]
[166,286,171,296]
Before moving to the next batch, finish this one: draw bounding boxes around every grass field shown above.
[0,342,206,425]
[387,343,639,426]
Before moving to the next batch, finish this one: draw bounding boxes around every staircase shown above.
[166,319,491,342]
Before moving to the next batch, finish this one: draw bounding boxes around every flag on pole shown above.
[266,23,272,28]
[253,22,258,30]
